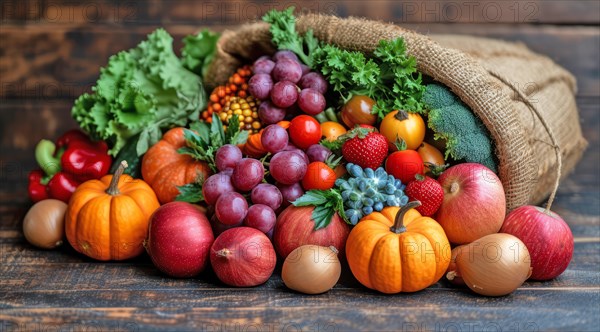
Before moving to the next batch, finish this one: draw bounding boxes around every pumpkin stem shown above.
[394,110,409,121]
[390,201,421,234]
[106,161,128,196]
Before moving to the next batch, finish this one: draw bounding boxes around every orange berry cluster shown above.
[202,66,253,123]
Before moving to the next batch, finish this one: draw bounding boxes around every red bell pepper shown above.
[27,170,49,202]
[27,130,112,203]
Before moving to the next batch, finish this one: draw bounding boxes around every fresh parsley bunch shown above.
[263,8,426,119]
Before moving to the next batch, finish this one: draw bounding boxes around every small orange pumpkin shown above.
[65,161,160,261]
[142,127,211,204]
[346,201,451,294]
[243,121,291,158]
[243,131,267,158]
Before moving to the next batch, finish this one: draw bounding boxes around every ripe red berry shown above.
[341,129,388,170]
[405,175,444,216]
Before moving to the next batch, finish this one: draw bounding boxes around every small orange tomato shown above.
[334,164,347,179]
[417,142,445,174]
[277,120,291,130]
[379,111,425,150]
[321,122,347,141]
[302,162,337,190]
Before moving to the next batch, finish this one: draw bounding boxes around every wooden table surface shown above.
[1,1,599,331]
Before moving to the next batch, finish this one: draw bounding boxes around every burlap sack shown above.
[206,14,587,210]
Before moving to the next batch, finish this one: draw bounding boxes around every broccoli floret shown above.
[422,83,456,109]
[424,84,497,172]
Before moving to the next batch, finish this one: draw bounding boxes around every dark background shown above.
[1,1,599,330]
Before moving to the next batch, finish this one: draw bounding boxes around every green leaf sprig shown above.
[178,113,248,173]
[175,173,205,203]
[262,7,320,68]
[292,189,348,230]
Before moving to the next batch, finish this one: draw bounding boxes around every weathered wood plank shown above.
[1,234,597,290]
[0,24,598,98]
[2,0,598,25]
[2,287,600,309]
[1,290,599,332]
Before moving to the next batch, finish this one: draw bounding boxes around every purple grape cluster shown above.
[258,123,310,209]
[248,50,328,124]
[203,144,283,238]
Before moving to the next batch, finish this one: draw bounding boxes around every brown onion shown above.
[445,246,466,286]
[282,245,341,294]
[446,233,532,296]
[23,199,67,249]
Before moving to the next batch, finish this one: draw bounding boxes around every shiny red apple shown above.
[145,201,214,278]
[501,205,574,280]
[436,163,506,244]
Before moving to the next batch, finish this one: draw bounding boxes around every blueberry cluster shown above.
[335,163,409,225]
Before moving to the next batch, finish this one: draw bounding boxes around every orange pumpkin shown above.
[346,201,451,294]
[243,131,267,158]
[243,121,291,158]
[142,127,211,204]
[65,161,160,261]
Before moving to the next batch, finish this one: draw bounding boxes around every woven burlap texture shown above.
[206,14,587,210]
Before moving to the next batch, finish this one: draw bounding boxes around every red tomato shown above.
[302,162,337,190]
[289,115,321,149]
[385,150,424,184]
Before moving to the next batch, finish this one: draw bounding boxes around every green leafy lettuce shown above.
[181,29,220,78]
[72,28,207,156]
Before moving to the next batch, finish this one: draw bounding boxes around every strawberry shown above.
[405,175,444,216]
[341,128,388,170]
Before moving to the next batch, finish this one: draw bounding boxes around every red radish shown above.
[273,206,350,259]
[145,202,214,278]
[501,205,574,280]
[436,163,506,244]
[210,227,276,287]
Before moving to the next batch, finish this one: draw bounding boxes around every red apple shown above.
[436,163,506,244]
[210,227,276,287]
[146,202,214,278]
[500,205,574,280]
[273,205,350,259]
